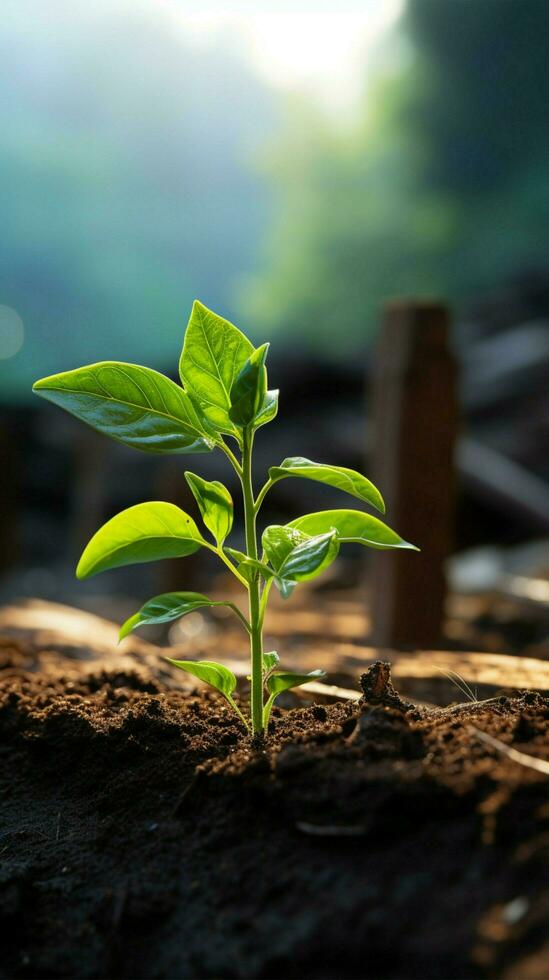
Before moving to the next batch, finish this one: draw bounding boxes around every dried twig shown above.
[469,726,549,776]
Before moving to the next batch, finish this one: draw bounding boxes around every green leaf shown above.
[262,525,339,599]
[224,548,273,585]
[278,578,297,600]
[267,668,326,696]
[33,362,215,454]
[166,657,248,728]
[119,591,238,640]
[263,668,326,725]
[254,389,279,429]
[224,546,248,564]
[262,651,279,674]
[166,658,236,697]
[289,509,418,551]
[268,457,385,513]
[228,343,269,427]
[277,530,339,582]
[179,300,254,438]
[76,501,206,579]
[262,525,309,572]
[185,471,233,545]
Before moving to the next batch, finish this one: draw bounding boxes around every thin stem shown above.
[227,695,251,732]
[241,426,264,734]
[224,602,252,635]
[202,540,248,587]
[262,692,276,729]
[258,576,273,629]
[218,440,243,478]
[217,548,249,587]
[253,477,276,515]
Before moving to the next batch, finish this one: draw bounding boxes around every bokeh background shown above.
[1,0,548,652]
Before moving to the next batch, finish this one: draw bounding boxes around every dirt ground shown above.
[1,626,548,979]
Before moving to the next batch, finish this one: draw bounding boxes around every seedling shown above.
[33,301,417,734]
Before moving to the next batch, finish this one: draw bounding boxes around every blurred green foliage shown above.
[0,3,275,400]
[2,0,548,398]
[245,0,549,352]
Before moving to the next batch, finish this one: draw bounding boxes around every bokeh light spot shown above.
[0,306,25,360]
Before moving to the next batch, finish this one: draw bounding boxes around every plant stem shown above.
[218,440,243,477]
[258,577,273,628]
[201,540,248,587]
[223,602,251,634]
[253,476,275,515]
[241,427,264,734]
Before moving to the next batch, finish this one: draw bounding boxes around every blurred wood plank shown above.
[0,598,175,685]
[260,643,549,705]
[264,601,368,640]
[2,600,548,708]
[370,300,458,648]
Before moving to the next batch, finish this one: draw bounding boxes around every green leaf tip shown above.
[118,613,140,642]
[289,509,418,552]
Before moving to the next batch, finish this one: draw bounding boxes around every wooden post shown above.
[370,300,458,649]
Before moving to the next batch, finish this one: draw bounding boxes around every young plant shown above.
[33,301,417,735]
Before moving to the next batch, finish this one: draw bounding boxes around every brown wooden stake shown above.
[370,300,458,648]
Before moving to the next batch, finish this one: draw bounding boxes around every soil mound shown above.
[1,635,548,979]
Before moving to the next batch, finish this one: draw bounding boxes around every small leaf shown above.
[166,658,237,697]
[267,669,326,696]
[224,546,248,564]
[262,525,339,598]
[76,502,206,579]
[185,472,233,544]
[263,668,326,726]
[268,457,385,513]
[179,300,254,438]
[289,510,418,551]
[229,343,269,427]
[262,651,279,674]
[166,657,248,729]
[277,530,339,582]
[254,389,279,429]
[276,578,297,600]
[33,362,215,454]
[262,525,309,572]
[119,591,238,640]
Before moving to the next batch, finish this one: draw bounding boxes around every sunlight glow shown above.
[167,1,405,110]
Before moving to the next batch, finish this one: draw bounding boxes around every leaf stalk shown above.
[253,477,275,514]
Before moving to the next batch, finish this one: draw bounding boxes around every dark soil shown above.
[1,643,548,979]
